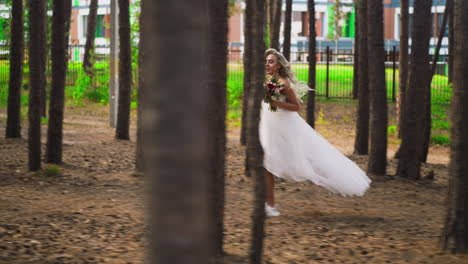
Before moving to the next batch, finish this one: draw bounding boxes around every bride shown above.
[260,48,371,217]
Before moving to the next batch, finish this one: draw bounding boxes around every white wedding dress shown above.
[259,94,371,196]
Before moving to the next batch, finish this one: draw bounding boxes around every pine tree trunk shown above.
[421,0,453,163]
[248,0,266,263]
[396,0,432,180]
[28,0,47,171]
[208,0,228,257]
[45,0,71,164]
[241,0,254,146]
[354,0,369,155]
[136,0,144,172]
[367,0,387,175]
[141,0,212,263]
[397,0,409,140]
[306,0,316,127]
[269,0,281,50]
[442,0,468,252]
[83,0,98,75]
[448,3,454,84]
[352,10,359,100]
[282,0,292,61]
[6,0,24,138]
[115,0,132,140]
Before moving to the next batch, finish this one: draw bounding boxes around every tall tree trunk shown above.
[83,0,98,76]
[241,0,254,146]
[45,0,71,164]
[141,0,212,263]
[354,0,369,155]
[442,0,468,252]
[367,0,387,175]
[306,0,316,127]
[136,0,144,172]
[397,0,409,140]
[115,0,132,140]
[208,0,228,257]
[28,0,47,171]
[448,2,454,84]
[396,0,432,180]
[352,8,359,100]
[421,0,453,163]
[269,0,281,50]
[248,0,266,262]
[282,0,292,60]
[6,0,24,138]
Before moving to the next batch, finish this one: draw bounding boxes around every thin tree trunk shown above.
[28,0,47,171]
[141,0,212,263]
[421,0,453,163]
[115,0,132,140]
[354,0,369,155]
[352,9,359,100]
[448,2,454,84]
[442,0,468,252]
[83,0,98,76]
[396,0,432,180]
[6,0,24,138]
[397,0,409,140]
[208,0,228,257]
[269,0,281,50]
[135,1,144,172]
[306,0,316,127]
[241,0,254,146]
[45,0,71,164]
[367,0,387,175]
[282,0,292,60]
[248,0,266,262]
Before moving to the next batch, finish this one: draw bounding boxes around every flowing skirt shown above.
[259,102,371,196]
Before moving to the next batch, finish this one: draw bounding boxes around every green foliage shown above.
[41,116,48,125]
[39,164,61,177]
[431,135,451,146]
[72,70,90,103]
[387,125,397,136]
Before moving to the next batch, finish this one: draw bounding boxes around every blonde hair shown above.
[265,48,298,84]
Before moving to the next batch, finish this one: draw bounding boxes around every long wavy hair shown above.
[265,48,298,84]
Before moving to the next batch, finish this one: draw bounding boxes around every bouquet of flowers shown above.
[264,75,285,112]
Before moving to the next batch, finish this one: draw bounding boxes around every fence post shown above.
[326,46,330,99]
[392,46,396,102]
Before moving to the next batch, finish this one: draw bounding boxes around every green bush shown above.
[431,135,451,146]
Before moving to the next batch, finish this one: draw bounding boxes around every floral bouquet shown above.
[264,75,285,112]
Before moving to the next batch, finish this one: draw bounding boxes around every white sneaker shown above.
[265,203,280,217]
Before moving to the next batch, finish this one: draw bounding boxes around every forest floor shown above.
[0,101,467,264]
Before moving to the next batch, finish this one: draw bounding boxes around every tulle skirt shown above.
[259,102,371,196]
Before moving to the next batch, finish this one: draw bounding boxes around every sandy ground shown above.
[1,101,466,264]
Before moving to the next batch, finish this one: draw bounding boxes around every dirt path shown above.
[1,102,466,264]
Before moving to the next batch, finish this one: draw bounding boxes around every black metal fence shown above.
[228,46,452,105]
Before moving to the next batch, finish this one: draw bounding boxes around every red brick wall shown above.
[384,7,395,40]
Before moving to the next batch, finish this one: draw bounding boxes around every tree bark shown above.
[282,0,292,61]
[141,0,212,263]
[83,0,98,76]
[241,0,254,146]
[352,8,359,100]
[442,0,468,252]
[396,0,432,180]
[248,0,266,263]
[397,0,409,140]
[269,0,281,50]
[367,0,387,175]
[306,0,316,127]
[208,0,228,257]
[135,0,144,172]
[353,0,369,155]
[448,2,454,84]
[45,0,72,164]
[115,0,132,140]
[28,0,47,171]
[421,0,453,163]
[6,0,24,138]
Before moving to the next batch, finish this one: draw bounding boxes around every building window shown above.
[82,14,106,38]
